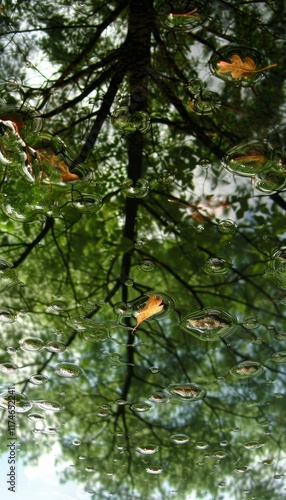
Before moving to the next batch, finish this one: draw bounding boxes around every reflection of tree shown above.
[0,0,286,498]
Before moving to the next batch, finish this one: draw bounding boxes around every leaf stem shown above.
[252,63,278,73]
[170,8,198,18]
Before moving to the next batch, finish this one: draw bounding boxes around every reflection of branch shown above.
[13,217,54,268]
[69,63,127,170]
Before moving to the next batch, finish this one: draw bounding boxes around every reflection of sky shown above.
[0,450,90,500]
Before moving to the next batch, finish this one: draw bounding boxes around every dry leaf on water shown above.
[217,54,277,79]
[132,294,164,334]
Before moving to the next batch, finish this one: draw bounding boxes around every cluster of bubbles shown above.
[111,107,151,134]
[0,390,67,413]
[66,316,110,343]
[0,104,105,222]
[187,78,221,115]
[223,140,286,193]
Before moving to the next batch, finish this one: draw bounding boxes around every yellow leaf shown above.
[132,294,164,334]
[217,54,277,79]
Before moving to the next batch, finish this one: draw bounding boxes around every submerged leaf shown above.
[132,294,164,333]
[217,54,277,79]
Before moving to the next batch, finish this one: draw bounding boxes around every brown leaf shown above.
[37,148,79,182]
[217,54,277,79]
[132,294,164,333]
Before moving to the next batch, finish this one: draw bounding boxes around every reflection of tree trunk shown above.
[118,0,153,404]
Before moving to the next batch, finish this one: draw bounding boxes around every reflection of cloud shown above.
[20,444,89,500]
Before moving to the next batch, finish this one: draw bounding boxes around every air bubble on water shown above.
[217,219,237,235]
[194,224,205,233]
[136,445,159,455]
[130,402,152,412]
[0,362,18,373]
[220,440,228,447]
[203,256,231,275]
[242,317,260,329]
[124,278,134,287]
[254,170,286,193]
[157,0,208,32]
[28,413,45,422]
[5,78,22,91]
[181,308,237,341]
[72,439,81,446]
[0,308,16,322]
[213,450,227,459]
[262,458,275,466]
[121,178,149,198]
[97,410,110,418]
[170,434,190,444]
[195,441,209,450]
[47,300,68,312]
[192,91,221,115]
[270,351,286,363]
[235,466,250,473]
[223,140,272,176]
[150,366,159,374]
[19,337,45,352]
[140,260,156,272]
[167,383,206,401]
[243,441,265,450]
[54,362,82,378]
[81,300,96,311]
[148,391,169,404]
[80,323,110,343]
[111,107,151,134]
[0,260,13,270]
[130,292,175,322]
[146,467,164,475]
[29,374,48,385]
[230,360,265,378]
[33,400,64,412]
[275,331,286,340]
[41,427,58,435]
[251,337,262,345]
[218,482,227,488]
[0,390,32,412]
[72,194,102,213]
[7,347,17,355]
[114,398,128,406]
[196,158,212,169]
[187,78,205,95]
[45,341,67,353]
[210,45,266,86]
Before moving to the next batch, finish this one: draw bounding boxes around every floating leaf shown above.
[217,54,277,79]
[132,294,164,333]
[35,147,80,183]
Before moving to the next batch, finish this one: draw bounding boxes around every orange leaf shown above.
[132,294,164,334]
[217,54,277,79]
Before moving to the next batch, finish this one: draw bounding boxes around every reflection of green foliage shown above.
[0,1,286,499]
